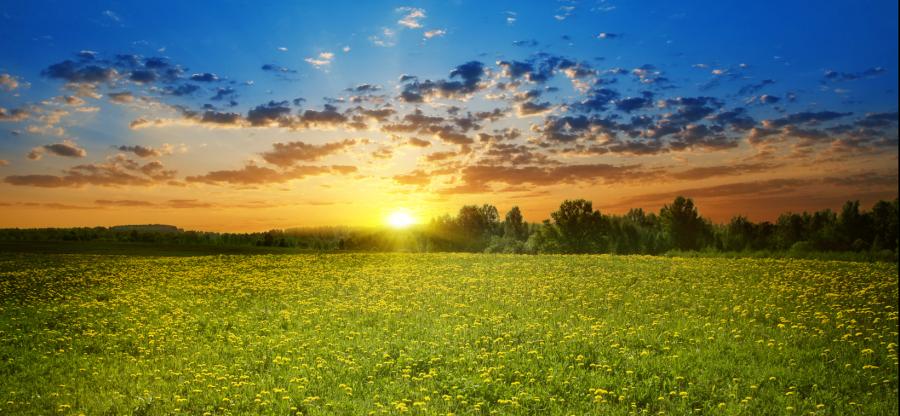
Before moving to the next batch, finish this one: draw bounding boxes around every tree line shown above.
[422,197,899,257]
[1,196,897,259]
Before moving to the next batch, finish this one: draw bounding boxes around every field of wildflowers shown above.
[0,253,897,415]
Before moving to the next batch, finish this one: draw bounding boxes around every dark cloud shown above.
[443,163,641,193]
[189,72,219,82]
[615,93,654,113]
[260,139,358,167]
[115,144,166,158]
[512,39,539,47]
[765,111,852,128]
[737,79,775,96]
[393,169,431,186]
[201,110,242,125]
[162,84,200,96]
[670,162,776,180]
[42,60,118,83]
[0,107,29,122]
[298,104,349,128]
[107,91,135,103]
[576,88,620,112]
[95,199,156,207]
[406,137,431,147]
[399,60,486,102]
[347,84,381,93]
[823,67,885,82]
[28,141,87,160]
[210,87,237,101]
[5,156,175,187]
[247,100,292,126]
[517,101,553,116]
[261,64,298,74]
[185,163,356,185]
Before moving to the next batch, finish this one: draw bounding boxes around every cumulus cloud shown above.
[28,140,87,160]
[397,7,426,28]
[260,139,359,167]
[0,73,22,91]
[185,163,356,185]
[424,29,446,39]
[305,52,334,69]
[0,107,29,122]
[442,163,642,194]
[6,155,175,188]
[115,144,174,158]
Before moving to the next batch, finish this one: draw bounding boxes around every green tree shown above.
[550,199,607,253]
[502,206,529,241]
[659,196,709,251]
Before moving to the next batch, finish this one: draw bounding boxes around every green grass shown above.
[0,253,897,415]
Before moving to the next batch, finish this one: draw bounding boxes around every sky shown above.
[0,0,897,231]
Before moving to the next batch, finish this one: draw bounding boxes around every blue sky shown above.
[0,0,897,230]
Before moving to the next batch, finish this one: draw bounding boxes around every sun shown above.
[386,210,416,229]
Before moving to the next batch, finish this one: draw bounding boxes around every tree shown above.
[724,215,755,251]
[870,199,898,252]
[502,206,529,241]
[659,196,709,251]
[550,199,607,253]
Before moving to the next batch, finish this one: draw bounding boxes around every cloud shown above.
[0,73,22,91]
[260,139,359,167]
[5,156,175,188]
[738,79,775,95]
[393,169,431,186]
[42,60,118,83]
[764,111,852,128]
[189,72,219,82]
[185,163,356,185]
[246,100,292,126]
[406,137,431,147]
[305,52,334,69]
[370,28,397,47]
[443,163,641,193]
[823,67,885,82]
[261,64,298,74]
[670,162,777,180]
[28,140,87,160]
[399,61,486,102]
[107,91,135,103]
[424,29,446,39]
[397,7,426,29]
[95,199,156,207]
[115,144,172,158]
[0,107,29,122]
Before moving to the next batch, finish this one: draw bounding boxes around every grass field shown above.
[0,253,897,415]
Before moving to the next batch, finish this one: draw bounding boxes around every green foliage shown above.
[1,198,897,258]
[0,253,896,415]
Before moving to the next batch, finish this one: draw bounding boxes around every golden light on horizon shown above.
[386,210,416,229]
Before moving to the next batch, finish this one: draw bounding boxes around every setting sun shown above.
[386,210,416,229]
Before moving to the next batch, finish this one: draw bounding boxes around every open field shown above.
[0,253,897,415]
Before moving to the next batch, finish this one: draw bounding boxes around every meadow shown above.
[0,253,896,415]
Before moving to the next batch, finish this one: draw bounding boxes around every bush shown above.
[789,241,813,253]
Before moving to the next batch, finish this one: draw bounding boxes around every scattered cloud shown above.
[305,52,334,69]
[28,140,87,160]
[397,7,426,29]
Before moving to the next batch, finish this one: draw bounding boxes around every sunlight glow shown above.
[386,210,416,229]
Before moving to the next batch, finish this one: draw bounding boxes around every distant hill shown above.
[109,224,183,233]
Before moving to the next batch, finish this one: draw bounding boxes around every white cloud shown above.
[397,7,426,29]
[305,52,335,69]
[424,29,446,39]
